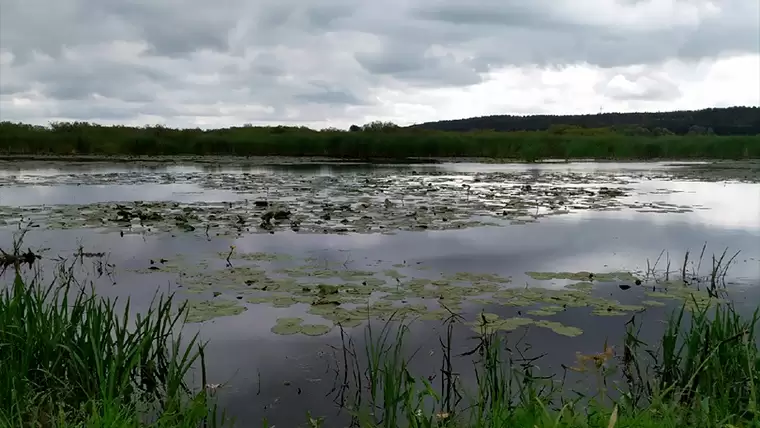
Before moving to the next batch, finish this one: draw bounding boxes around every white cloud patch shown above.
[0,0,758,129]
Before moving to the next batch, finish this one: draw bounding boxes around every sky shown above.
[0,0,758,130]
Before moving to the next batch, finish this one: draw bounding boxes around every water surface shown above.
[1,160,758,427]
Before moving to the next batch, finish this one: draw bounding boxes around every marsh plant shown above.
[0,236,228,427]
[328,303,759,428]
[1,120,758,160]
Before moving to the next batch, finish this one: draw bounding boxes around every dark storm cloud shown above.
[0,0,757,126]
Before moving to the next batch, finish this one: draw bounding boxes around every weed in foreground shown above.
[0,234,228,428]
[329,302,759,428]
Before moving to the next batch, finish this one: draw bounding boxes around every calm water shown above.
[1,160,758,427]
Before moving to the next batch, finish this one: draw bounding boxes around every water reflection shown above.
[0,184,243,206]
[0,160,700,178]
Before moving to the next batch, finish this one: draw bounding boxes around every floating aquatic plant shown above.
[185,299,247,323]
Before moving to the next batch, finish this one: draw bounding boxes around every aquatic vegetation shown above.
[271,317,306,335]
[470,313,536,334]
[534,319,584,336]
[526,271,639,282]
[527,269,732,315]
[0,251,226,427]
[566,281,594,291]
[642,280,726,311]
[470,312,584,336]
[270,317,333,336]
[334,300,759,428]
[162,251,706,333]
[300,323,333,336]
[526,308,561,317]
[0,168,700,235]
[223,251,294,262]
[185,299,247,323]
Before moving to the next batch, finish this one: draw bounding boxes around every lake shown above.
[1,159,758,427]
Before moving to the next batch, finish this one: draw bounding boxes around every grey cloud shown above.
[294,81,367,105]
[401,0,759,67]
[36,62,169,103]
[0,0,757,127]
[354,41,483,87]
[412,2,574,30]
[595,71,682,101]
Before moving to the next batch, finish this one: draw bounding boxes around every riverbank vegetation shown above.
[0,237,226,428]
[1,238,758,427]
[341,304,759,428]
[1,120,758,161]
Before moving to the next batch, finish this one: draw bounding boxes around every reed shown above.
[1,121,758,160]
[0,238,227,427]
[330,303,759,427]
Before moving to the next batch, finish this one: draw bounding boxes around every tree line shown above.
[1,119,757,160]
[410,106,760,136]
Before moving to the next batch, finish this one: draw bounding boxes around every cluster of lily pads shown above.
[131,251,727,338]
[0,169,696,234]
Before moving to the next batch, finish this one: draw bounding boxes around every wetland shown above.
[1,159,759,427]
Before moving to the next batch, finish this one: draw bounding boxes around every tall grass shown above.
[332,302,760,428]
[1,121,758,160]
[0,239,226,427]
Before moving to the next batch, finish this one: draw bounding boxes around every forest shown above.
[0,106,758,160]
[412,106,760,135]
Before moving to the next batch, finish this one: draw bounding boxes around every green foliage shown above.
[336,302,760,428]
[414,106,760,135]
[1,121,758,160]
[0,241,227,427]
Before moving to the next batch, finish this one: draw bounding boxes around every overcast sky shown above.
[1,0,758,129]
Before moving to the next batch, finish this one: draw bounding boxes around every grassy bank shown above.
[1,122,759,160]
[0,240,225,427]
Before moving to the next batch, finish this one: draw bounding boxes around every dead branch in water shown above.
[0,247,41,275]
[0,226,42,275]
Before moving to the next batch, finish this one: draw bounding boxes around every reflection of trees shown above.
[526,167,541,185]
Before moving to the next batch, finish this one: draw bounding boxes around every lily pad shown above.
[271,317,304,335]
[301,324,332,336]
[185,300,247,323]
[534,320,584,337]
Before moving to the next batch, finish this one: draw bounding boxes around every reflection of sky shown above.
[0,183,244,205]
[0,165,196,177]
[432,161,704,174]
[4,211,758,291]
[0,160,703,178]
[624,180,760,231]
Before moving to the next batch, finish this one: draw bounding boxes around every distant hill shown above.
[410,106,760,136]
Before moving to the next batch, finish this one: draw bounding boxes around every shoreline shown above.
[0,153,754,165]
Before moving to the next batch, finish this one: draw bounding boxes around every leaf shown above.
[607,405,618,428]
